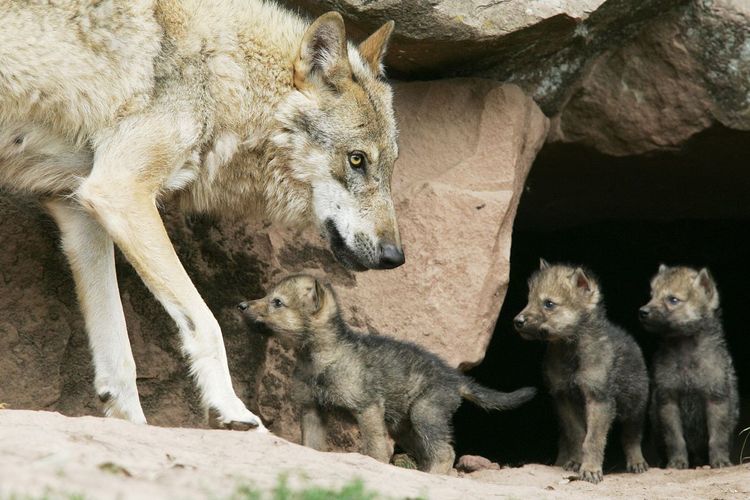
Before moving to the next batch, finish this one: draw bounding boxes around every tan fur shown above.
[641,266,739,468]
[243,275,536,473]
[0,0,400,428]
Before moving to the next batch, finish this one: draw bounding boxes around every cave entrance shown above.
[453,125,750,468]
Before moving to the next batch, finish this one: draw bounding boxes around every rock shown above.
[553,0,750,156]
[284,0,749,155]
[256,78,548,441]
[0,79,548,447]
[0,410,550,500]
[456,454,502,473]
[281,0,683,113]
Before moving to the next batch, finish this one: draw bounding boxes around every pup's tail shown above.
[459,379,537,412]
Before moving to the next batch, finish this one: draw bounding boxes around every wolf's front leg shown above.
[356,404,391,463]
[75,112,264,431]
[706,398,733,468]
[46,199,146,424]
[579,398,615,484]
[555,396,585,471]
[301,406,328,451]
[657,397,689,468]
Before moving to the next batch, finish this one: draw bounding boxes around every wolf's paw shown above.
[392,453,418,470]
[579,466,603,484]
[562,460,581,472]
[627,461,649,474]
[98,389,147,424]
[666,458,689,469]
[710,458,732,468]
[208,400,267,432]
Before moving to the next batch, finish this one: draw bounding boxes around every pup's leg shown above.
[409,400,455,474]
[579,398,615,484]
[657,397,689,469]
[76,112,263,431]
[555,397,585,471]
[706,398,733,468]
[356,404,391,463]
[301,406,327,451]
[621,414,648,473]
[46,199,146,424]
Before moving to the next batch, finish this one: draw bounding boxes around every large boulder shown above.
[284,0,749,155]
[281,0,683,113]
[552,0,750,155]
[0,79,548,444]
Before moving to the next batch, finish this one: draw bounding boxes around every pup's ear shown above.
[572,268,593,292]
[539,258,550,270]
[694,268,719,309]
[294,12,351,89]
[307,278,327,313]
[358,20,395,76]
[658,263,668,273]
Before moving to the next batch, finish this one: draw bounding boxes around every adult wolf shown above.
[0,0,403,430]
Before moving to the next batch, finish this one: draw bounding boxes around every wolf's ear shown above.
[295,12,351,89]
[572,268,593,292]
[358,20,395,76]
[539,258,550,270]
[307,278,326,313]
[658,263,668,273]
[694,268,719,307]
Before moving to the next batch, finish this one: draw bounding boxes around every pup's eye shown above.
[348,151,366,169]
[543,299,556,310]
[667,296,680,305]
[271,298,284,308]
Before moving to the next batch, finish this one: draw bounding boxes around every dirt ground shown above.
[0,410,747,499]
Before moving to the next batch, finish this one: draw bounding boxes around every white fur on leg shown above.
[167,304,268,432]
[45,199,146,424]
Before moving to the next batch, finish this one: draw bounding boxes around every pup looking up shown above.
[514,260,649,484]
[239,274,536,474]
[640,265,739,469]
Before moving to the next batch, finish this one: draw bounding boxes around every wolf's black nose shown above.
[378,243,405,269]
[237,302,249,311]
[638,307,650,319]
[514,316,526,329]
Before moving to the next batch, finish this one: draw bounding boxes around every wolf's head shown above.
[273,12,403,271]
[238,274,338,349]
[514,259,602,342]
[639,265,719,334]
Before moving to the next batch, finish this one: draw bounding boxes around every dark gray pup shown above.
[514,260,649,484]
[239,274,537,474]
[640,265,739,469]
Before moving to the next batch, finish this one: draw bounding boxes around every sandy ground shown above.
[0,410,747,499]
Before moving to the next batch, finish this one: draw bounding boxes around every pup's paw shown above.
[562,460,581,472]
[579,465,603,484]
[710,458,732,468]
[627,461,649,474]
[666,457,689,469]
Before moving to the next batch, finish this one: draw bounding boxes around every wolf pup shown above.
[1,1,403,429]
[514,260,649,484]
[640,265,739,468]
[239,274,537,474]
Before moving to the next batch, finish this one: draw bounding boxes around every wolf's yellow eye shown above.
[348,151,366,169]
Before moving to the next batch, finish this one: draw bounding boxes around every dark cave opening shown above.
[453,126,750,469]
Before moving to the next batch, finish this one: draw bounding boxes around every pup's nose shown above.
[638,307,650,319]
[514,316,526,329]
[378,243,405,269]
[237,302,249,311]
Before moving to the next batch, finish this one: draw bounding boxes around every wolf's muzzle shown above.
[324,219,405,271]
[377,241,405,269]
